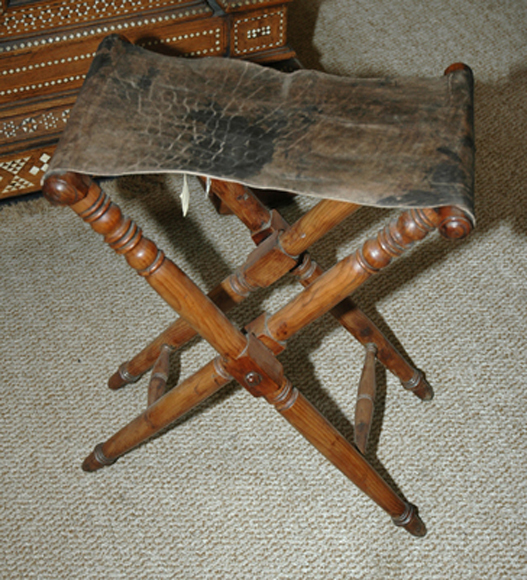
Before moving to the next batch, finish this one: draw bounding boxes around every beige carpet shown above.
[1,1,526,578]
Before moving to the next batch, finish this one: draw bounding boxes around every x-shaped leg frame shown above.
[43,171,472,536]
[109,178,434,399]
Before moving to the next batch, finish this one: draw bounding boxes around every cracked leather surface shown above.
[45,35,475,220]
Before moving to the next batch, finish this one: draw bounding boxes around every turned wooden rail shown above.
[354,343,378,454]
[147,344,172,407]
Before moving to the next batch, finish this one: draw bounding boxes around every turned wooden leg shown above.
[42,171,250,471]
[262,207,473,345]
[42,172,248,362]
[220,337,426,537]
[279,387,426,537]
[82,358,232,471]
[249,207,473,399]
[292,256,434,401]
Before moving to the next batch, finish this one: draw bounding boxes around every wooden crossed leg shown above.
[109,179,435,400]
[43,171,472,536]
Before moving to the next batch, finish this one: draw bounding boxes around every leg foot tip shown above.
[420,375,434,401]
[82,444,115,472]
[108,373,126,390]
[108,363,141,390]
[405,516,427,537]
[420,384,434,402]
[393,504,427,537]
[82,452,102,472]
[402,371,434,401]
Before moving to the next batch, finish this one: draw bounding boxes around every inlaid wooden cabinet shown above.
[0,0,294,199]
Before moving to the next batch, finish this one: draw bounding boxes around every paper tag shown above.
[180,174,190,216]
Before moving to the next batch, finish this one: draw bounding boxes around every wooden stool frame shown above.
[43,170,473,537]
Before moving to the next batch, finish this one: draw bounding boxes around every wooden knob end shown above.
[402,370,434,401]
[108,362,141,390]
[444,62,472,76]
[42,172,91,206]
[438,214,473,240]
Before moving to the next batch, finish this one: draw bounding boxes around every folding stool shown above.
[42,35,475,536]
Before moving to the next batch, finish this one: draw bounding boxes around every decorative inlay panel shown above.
[0,3,213,53]
[0,49,94,105]
[217,0,291,12]
[0,105,71,144]
[0,17,224,106]
[0,0,200,40]
[232,6,286,55]
[137,24,223,57]
[0,149,55,198]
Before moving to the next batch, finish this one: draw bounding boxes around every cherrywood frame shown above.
[42,168,472,537]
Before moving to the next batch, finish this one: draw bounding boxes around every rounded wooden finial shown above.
[444,62,472,76]
[438,214,474,240]
[42,172,91,206]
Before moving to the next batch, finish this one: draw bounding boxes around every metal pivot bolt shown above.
[245,371,262,386]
